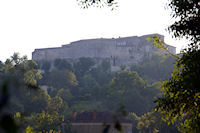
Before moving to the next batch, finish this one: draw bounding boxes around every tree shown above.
[0,54,51,115]
[107,71,155,115]
[46,69,78,89]
[77,0,117,8]
[130,53,176,83]
[2,53,42,87]
[155,50,200,132]
[57,88,73,104]
[0,53,44,133]
[54,58,72,71]
[155,0,200,132]
[41,60,51,73]
[90,59,113,85]
[73,57,95,77]
[167,0,200,47]
[24,111,64,132]
[78,74,100,98]
[46,96,68,114]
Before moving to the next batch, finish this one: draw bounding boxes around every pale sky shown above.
[0,0,187,62]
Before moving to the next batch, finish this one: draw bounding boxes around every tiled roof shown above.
[66,111,132,123]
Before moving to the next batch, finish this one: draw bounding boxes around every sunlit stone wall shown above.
[32,34,176,67]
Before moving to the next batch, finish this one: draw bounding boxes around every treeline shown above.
[0,53,178,133]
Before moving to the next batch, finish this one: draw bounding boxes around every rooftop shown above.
[66,111,132,123]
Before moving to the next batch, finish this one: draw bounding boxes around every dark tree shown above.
[54,58,72,71]
[73,57,95,77]
[155,0,200,132]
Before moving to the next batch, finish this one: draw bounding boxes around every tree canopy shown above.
[155,0,200,132]
[168,0,200,47]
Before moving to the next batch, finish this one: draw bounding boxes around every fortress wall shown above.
[61,39,117,59]
[32,34,176,66]
[32,47,63,61]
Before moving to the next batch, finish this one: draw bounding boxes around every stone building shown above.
[66,111,133,133]
[32,34,176,70]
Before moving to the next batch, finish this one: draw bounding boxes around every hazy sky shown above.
[0,0,187,62]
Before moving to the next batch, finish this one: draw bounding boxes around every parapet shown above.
[32,34,176,63]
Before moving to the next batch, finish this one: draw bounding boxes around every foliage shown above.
[154,0,200,132]
[46,96,68,114]
[22,111,64,132]
[54,59,72,71]
[0,53,44,133]
[41,61,51,73]
[2,53,42,88]
[73,57,95,78]
[77,0,118,9]
[137,112,178,133]
[46,69,78,89]
[107,71,159,115]
[109,71,145,94]
[25,126,36,133]
[57,88,73,105]
[0,53,44,114]
[0,51,177,133]
[128,112,139,132]
[155,49,200,132]
[130,53,176,83]
[168,0,200,46]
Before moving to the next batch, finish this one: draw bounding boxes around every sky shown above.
[0,0,188,62]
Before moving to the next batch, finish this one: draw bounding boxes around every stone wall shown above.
[32,34,176,68]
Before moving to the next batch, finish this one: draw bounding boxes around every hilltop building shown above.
[32,34,176,70]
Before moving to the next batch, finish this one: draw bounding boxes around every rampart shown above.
[32,34,176,67]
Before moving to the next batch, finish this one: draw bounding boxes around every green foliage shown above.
[2,53,42,88]
[73,57,95,77]
[109,71,145,94]
[130,53,176,83]
[127,112,178,133]
[0,52,177,133]
[24,111,64,132]
[137,112,160,133]
[25,126,36,133]
[120,64,126,71]
[146,35,168,51]
[54,59,72,71]
[107,71,158,115]
[19,89,50,114]
[57,88,73,105]
[46,96,68,114]
[41,61,51,73]
[128,112,139,132]
[155,50,200,132]
[78,74,100,98]
[154,0,200,132]
[168,0,200,46]
[70,102,103,113]
[46,69,78,89]
[100,59,111,73]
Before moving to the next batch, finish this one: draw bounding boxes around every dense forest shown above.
[1,0,199,132]
[0,52,179,133]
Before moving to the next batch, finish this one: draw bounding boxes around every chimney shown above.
[73,111,77,120]
[93,110,97,119]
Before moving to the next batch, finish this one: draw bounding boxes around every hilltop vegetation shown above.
[0,52,179,133]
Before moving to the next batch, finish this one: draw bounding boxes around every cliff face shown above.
[32,34,176,68]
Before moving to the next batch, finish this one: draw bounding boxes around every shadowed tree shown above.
[155,0,200,132]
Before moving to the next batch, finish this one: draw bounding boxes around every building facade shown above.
[32,34,176,70]
[66,111,133,133]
